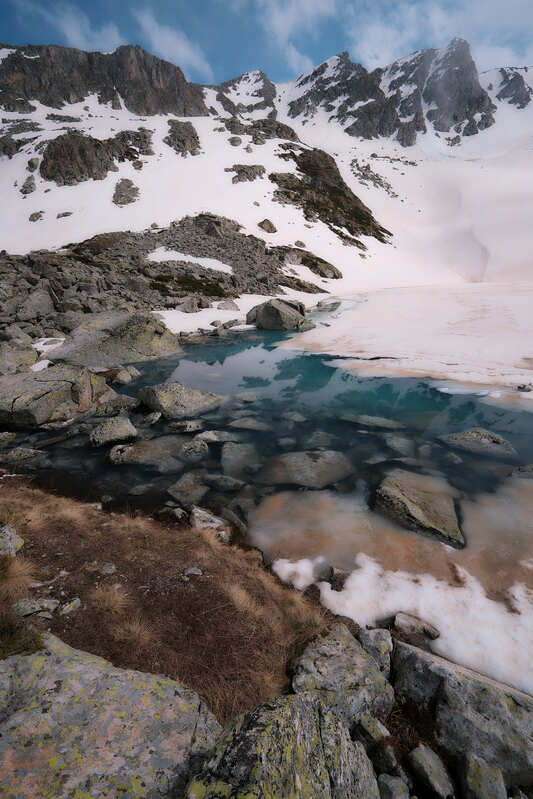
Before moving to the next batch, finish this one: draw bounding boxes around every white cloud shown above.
[248,0,338,76]
[133,9,214,81]
[11,0,123,52]
[345,0,533,71]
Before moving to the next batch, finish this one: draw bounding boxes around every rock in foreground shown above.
[440,428,519,461]
[255,450,354,489]
[186,693,379,799]
[375,468,464,547]
[0,634,220,798]
[0,364,114,427]
[246,298,313,330]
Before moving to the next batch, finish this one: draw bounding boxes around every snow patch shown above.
[147,247,233,274]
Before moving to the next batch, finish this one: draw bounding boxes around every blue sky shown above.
[2,0,533,83]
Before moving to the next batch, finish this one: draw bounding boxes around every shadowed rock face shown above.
[495,67,533,108]
[0,43,208,115]
[40,131,138,185]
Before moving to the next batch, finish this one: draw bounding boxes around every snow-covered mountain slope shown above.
[0,39,532,297]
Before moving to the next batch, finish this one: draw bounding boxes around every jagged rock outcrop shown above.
[270,145,390,245]
[0,44,208,115]
[163,119,201,156]
[39,130,142,185]
[282,39,495,146]
[0,634,220,798]
[493,67,533,108]
[213,70,277,116]
[112,177,140,205]
[224,163,266,183]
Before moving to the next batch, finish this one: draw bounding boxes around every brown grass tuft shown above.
[0,609,42,659]
[89,584,128,614]
[0,556,36,602]
[114,615,153,648]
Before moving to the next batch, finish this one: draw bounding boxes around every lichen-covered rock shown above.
[408,743,455,798]
[377,774,410,799]
[0,634,220,798]
[109,435,186,473]
[48,312,183,368]
[393,641,533,785]
[375,469,464,547]
[0,522,24,556]
[462,754,507,799]
[186,694,379,799]
[255,450,354,490]
[440,428,519,460]
[0,365,114,427]
[89,416,138,446]
[139,381,223,419]
[358,628,393,678]
[291,624,395,726]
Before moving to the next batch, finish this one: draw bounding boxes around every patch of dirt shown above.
[0,477,328,723]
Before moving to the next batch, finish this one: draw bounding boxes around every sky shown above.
[2,0,533,84]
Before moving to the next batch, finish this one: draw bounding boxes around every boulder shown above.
[440,428,519,461]
[167,471,209,507]
[112,177,139,205]
[0,340,37,375]
[377,775,409,799]
[375,469,464,548]
[48,312,183,368]
[408,743,455,799]
[0,365,114,427]
[462,754,507,799]
[258,218,277,233]
[0,522,24,556]
[358,628,393,678]
[256,450,354,489]
[190,506,230,540]
[221,442,262,480]
[139,381,223,419]
[17,289,54,322]
[291,624,395,726]
[0,634,220,798]
[246,298,310,330]
[393,641,533,785]
[393,611,440,647]
[89,416,138,446]
[109,435,186,473]
[185,693,379,799]
[163,119,200,156]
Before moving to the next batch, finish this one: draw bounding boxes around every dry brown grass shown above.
[0,477,329,723]
[0,556,36,602]
[89,584,129,614]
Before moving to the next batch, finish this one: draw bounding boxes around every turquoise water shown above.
[18,327,533,505]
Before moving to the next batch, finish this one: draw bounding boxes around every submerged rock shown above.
[167,471,209,507]
[0,634,220,798]
[255,450,354,490]
[375,469,464,547]
[139,381,223,419]
[221,442,262,480]
[440,428,519,461]
[291,624,395,726]
[185,693,379,799]
[393,641,533,785]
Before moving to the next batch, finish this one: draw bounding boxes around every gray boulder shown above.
[185,693,379,799]
[408,743,455,798]
[17,289,54,322]
[291,624,395,726]
[167,470,209,507]
[112,177,139,205]
[89,416,138,446]
[440,428,519,460]
[393,611,440,647]
[48,312,183,368]
[109,435,186,473]
[358,628,393,678]
[377,775,409,799]
[139,381,223,419]
[0,340,37,375]
[163,120,201,156]
[462,754,507,799]
[0,365,114,427]
[246,298,311,330]
[375,469,464,547]
[0,634,220,798]
[393,641,533,785]
[255,450,354,489]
